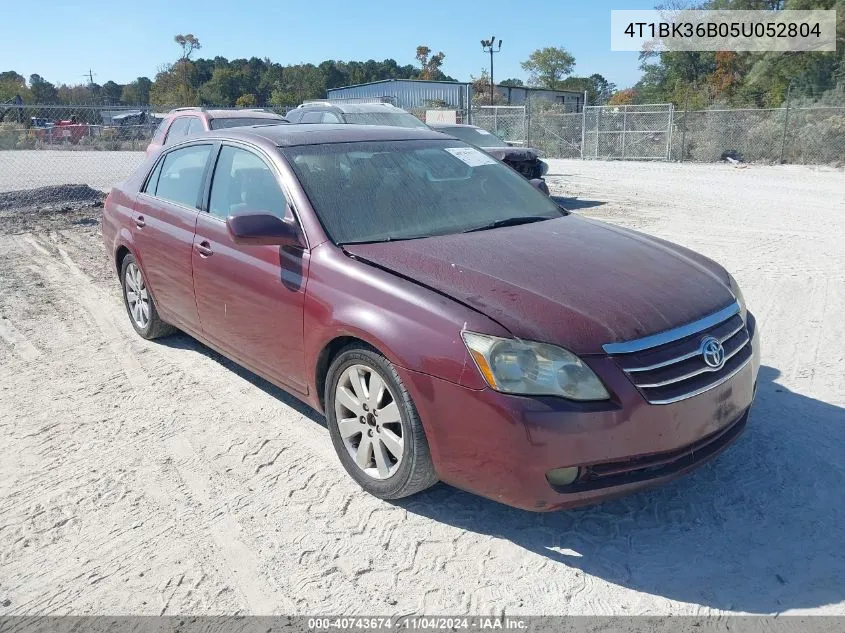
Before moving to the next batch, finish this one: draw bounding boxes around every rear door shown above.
[133,142,215,330]
[191,143,309,393]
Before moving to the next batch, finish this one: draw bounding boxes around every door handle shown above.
[195,241,213,257]
[134,215,145,228]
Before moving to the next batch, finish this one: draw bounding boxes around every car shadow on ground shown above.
[397,365,845,613]
[551,195,606,211]
[158,333,326,427]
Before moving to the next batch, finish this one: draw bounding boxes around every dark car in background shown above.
[430,123,550,193]
[146,107,287,155]
[285,101,428,129]
[103,123,759,511]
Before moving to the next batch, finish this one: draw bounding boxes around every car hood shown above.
[343,216,734,354]
[483,146,541,162]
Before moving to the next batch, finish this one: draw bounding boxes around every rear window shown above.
[209,117,286,130]
[343,111,428,129]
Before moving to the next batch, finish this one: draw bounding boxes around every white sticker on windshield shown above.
[477,128,494,135]
[445,147,497,167]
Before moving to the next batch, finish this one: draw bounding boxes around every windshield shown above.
[439,126,509,148]
[282,139,562,245]
[343,112,429,129]
[210,117,285,130]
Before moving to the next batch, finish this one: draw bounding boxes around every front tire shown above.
[120,254,175,340]
[325,345,438,500]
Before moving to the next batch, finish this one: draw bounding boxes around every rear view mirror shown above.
[529,178,550,196]
[226,212,302,247]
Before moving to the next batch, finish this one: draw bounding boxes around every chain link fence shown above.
[673,106,845,164]
[1,100,843,210]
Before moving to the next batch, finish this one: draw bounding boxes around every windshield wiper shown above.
[462,216,553,234]
[339,233,434,246]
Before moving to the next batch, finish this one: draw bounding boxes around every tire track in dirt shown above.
[0,317,40,361]
[20,234,146,389]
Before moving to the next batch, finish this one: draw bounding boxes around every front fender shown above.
[303,244,507,398]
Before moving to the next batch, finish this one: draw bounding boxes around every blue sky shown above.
[1,0,651,89]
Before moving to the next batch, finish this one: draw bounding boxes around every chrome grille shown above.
[606,304,752,405]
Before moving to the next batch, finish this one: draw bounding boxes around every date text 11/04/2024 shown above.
[308,616,528,630]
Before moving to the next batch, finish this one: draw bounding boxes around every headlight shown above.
[462,332,610,400]
[727,273,747,321]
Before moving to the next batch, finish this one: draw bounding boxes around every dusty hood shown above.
[343,216,735,354]
[484,146,540,162]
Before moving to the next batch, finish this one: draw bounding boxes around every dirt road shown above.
[1,160,843,616]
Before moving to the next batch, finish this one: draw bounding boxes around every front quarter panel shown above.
[303,243,509,396]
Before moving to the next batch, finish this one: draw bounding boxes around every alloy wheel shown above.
[334,364,404,480]
[124,262,150,330]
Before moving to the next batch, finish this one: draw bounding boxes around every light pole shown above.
[481,36,502,106]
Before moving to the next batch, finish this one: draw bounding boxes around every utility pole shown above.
[480,36,502,106]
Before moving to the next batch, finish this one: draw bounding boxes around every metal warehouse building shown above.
[326,79,584,112]
[326,79,472,110]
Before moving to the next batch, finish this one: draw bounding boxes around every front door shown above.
[191,144,309,393]
[133,143,214,330]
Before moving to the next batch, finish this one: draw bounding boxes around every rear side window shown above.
[164,117,191,145]
[285,109,303,123]
[301,111,323,123]
[209,146,288,219]
[209,117,285,130]
[321,112,341,123]
[186,117,206,136]
[153,144,212,208]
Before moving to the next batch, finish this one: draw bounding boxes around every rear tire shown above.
[120,254,175,340]
[325,345,438,500]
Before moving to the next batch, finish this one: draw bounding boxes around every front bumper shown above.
[398,312,760,511]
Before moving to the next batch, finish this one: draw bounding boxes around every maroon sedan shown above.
[102,124,760,511]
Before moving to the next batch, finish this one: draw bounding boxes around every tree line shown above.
[0,35,616,110]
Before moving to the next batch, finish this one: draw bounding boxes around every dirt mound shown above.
[0,184,105,211]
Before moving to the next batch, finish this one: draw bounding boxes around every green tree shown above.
[236,93,257,107]
[0,71,30,102]
[520,47,576,89]
[29,74,59,103]
[499,78,524,87]
[121,77,152,105]
[101,80,123,104]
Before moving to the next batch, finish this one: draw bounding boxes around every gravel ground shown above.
[0,159,844,616]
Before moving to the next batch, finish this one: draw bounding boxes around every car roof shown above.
[203,123,448,146]
[169,108,284,120]
[298,102,404,113]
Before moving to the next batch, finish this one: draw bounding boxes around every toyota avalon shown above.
[101,124,760,511]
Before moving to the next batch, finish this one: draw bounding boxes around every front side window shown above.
[209,146,288,220]
[283,139,561,245]
[153,144,212,208]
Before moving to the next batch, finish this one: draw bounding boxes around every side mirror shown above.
[529,178,550,196]
[226,212,303,247]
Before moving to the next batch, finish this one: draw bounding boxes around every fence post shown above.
[680,90,690,162]
[779,83,792,164]
[621,105,628,159]
[595,106,601,158]
[665,104,674,161]
[526,93,531,148]
[580,91,587,159]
